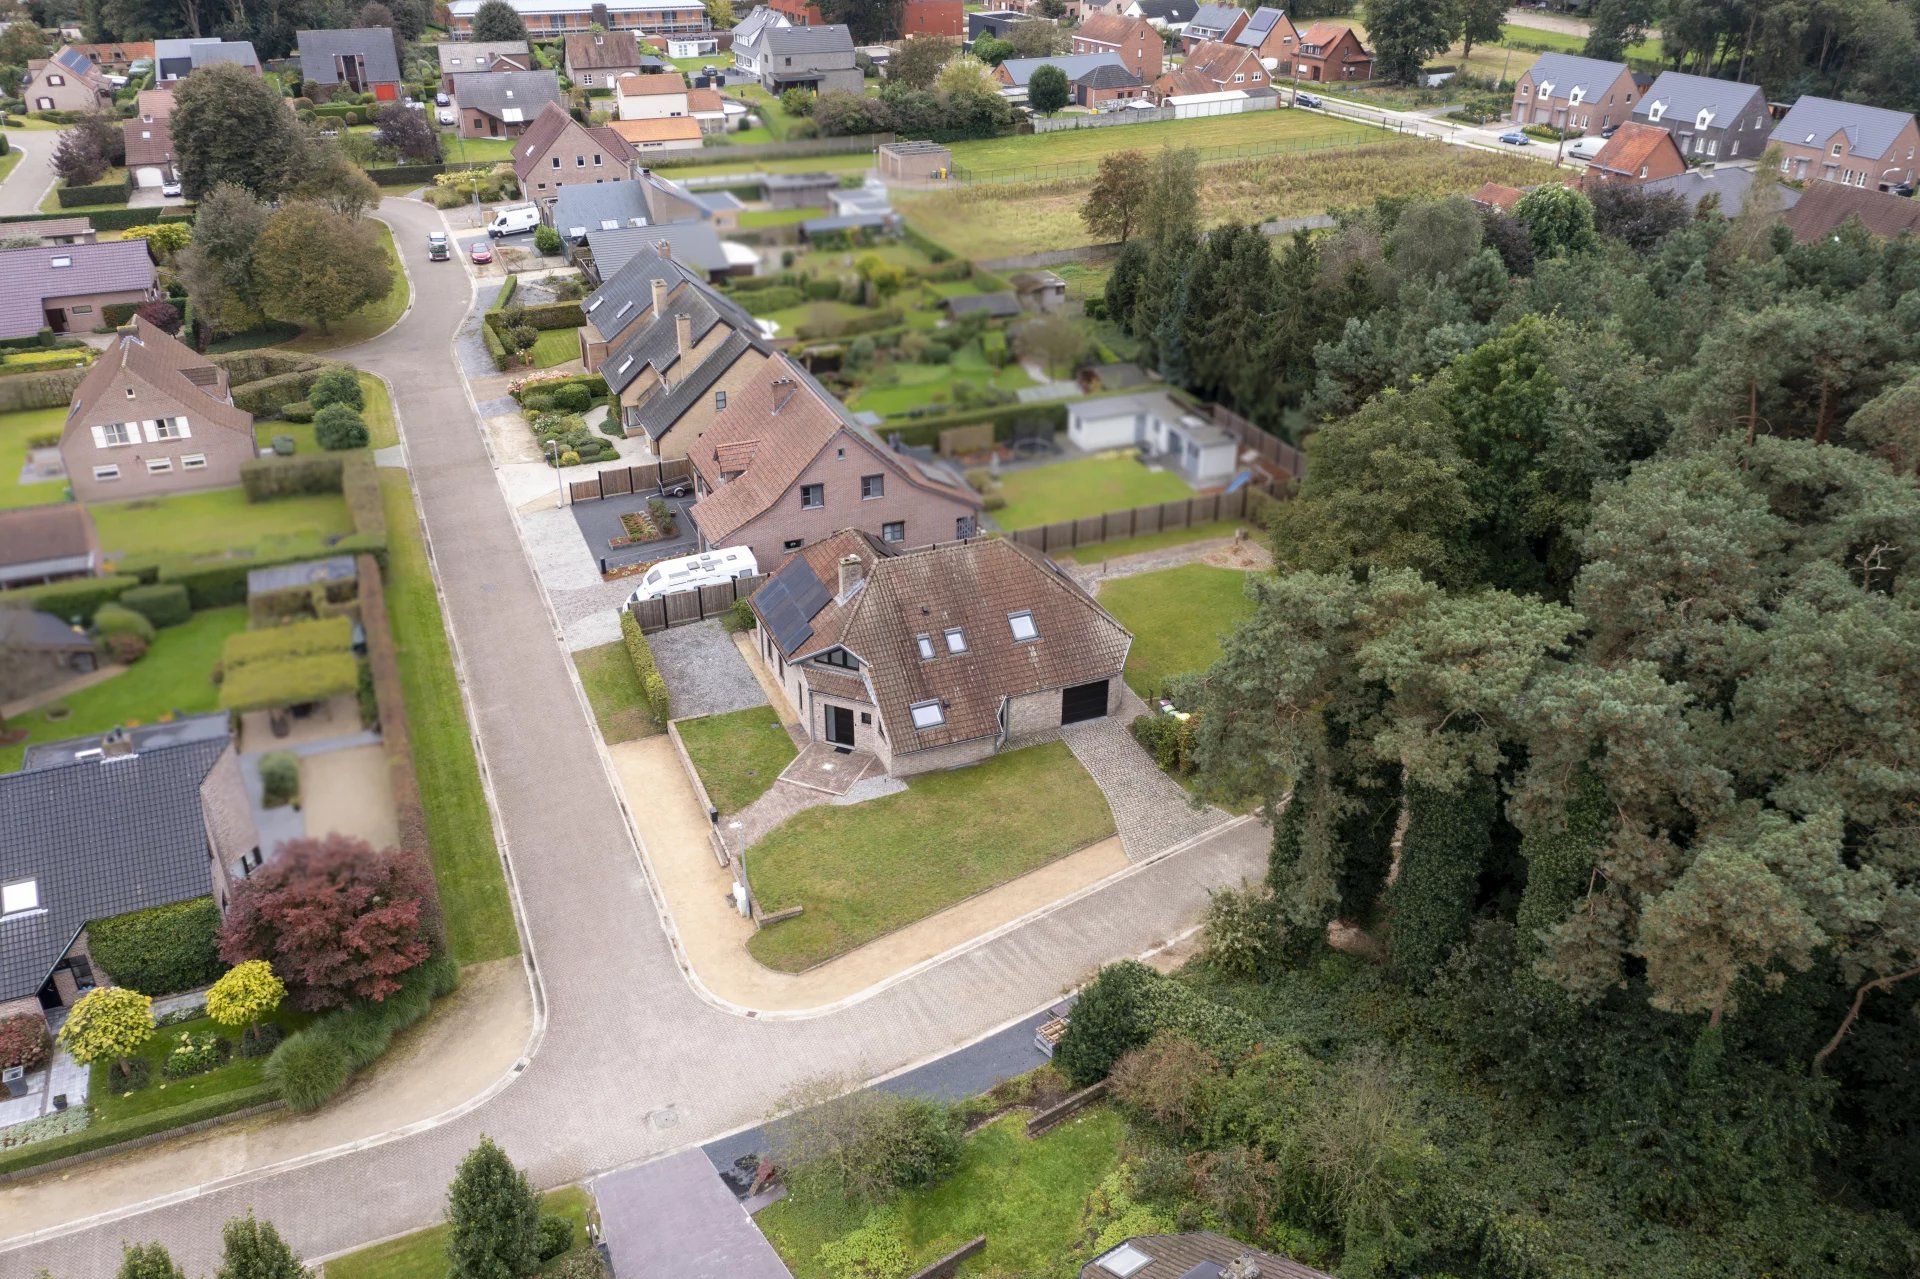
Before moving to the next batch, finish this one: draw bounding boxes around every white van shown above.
[488,204,541,238]
[625,546,759,605]
[1565,135,1608,161]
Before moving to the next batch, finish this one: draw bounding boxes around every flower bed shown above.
[610,499,678,548]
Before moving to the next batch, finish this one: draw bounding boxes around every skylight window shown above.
[1094,1243,1152,1277]
[1008,610,1037,642]
[2,878,39,916]
[915,634,935,660]
[50,256,72,268]
[616,356,634,375]
[909,701,944,729]
[944,628,967,654]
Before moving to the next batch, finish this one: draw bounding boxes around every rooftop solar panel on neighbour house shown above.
[759,556,830,654]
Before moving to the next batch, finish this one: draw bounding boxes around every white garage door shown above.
[134,166,165,188]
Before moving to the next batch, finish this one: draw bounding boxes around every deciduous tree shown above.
[469,0,528,41]
[216,1213,311,1279]
[250,203,396,335]
[1454,0,1504,65]
[1026,62,1070,115]
[56,986,154,1081]
[889,34,955,89]
[172,62,306,200]
[1360,0,1454,83]
[206,960,286,1042]
[373,101,442,163]
[1080,148,1150,243]
[116,1243,186,1279]
[177,182,271,336]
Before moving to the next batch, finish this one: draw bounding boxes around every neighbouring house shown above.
[1066,391,1238,486]
[997,53,1145,108]
[607,115,706,153]
[1640,165,1800,218]
[877,139,951,182]
[968,10,1044,45]
[616,70,695,119]
[1471,181,1524,211]
[59,316,256,503]
[565,29,648,87]
[1511,52,1637,135]
[686,355,982,567]
[1118,0,1198,33]
[580,239,707,355]
[0,609,98,703]
[756,23,861,94]
[0,240,157,341]
[1232,5,1299,68]
[1152,39,1269,100]
[550,178,660,243]
[296,27,404,102]
[1082,1233,1334,1279]
[0,714,261,1028]
[1630,70,1770,163]
[730,5,793,76]
[667,32,721,57]
[446,0,710,40]
[750,530,1132,775]
[577,210,753,280]
[943,291,1021,319]
[1012,270,1067,311]
[152,37,260,81]
[452,67,563,138]
[902,0,964,37]
[123,114,176,189]
[689,86,728,132]
[19,217,97,246]
[433,40,533,94]
[22,46,114,114]
[67,41,155,71]
[1770,95,1920,191]
[1582,120,1687,187]
[512,101,643,207]
[1069,12,1163,80]
[764,169,840,209]
[799,181,900,240]
[1180,2,1247,51]
[1292,21,1371,83]
[0,505,100,590]
[1782,179,1920,242]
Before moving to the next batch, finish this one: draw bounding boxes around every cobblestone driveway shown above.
[1063,697,1230,861]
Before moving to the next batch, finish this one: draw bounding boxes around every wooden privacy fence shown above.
[567,458,695,504]
[626,574,766,634]
[1007,485,1270,555]
[1208,403,1308,483]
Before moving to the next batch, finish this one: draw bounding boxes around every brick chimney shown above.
[650,276,668,313]
[675,312,692,357]
[838,553,865,598]
[656,238,673,261]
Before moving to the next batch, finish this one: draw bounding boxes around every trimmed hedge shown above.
[241,453,345,499]
[229,368,325,416]
[884,399,1070,447]
[0,573,138,622]
[620,609,670,723]
[155,540,389,609]
[727,284,804,312]
[56,175,134,208]
[118,582,192,628]
[367,160,489,186]
[265,952,459,1111]
[218,650,361,711]
[0,1082,278,1178]
[87,897,224,996]
[223,615,354,667]
[341,453,386,545]
[511,372,607,405]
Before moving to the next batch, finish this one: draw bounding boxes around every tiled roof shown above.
[761,23,855,58]
[582,240,715,340]
[0,241,155,341]
[1167,39,1258,88]
[296,27,402,85]
[51,44,107,86]
[609,116,704,144]
[1632,70,1764,128]
[588,220,733,276]
[566,30,644,68]
[135,88,174,120]
[69,317,252,438]
[688,86,724,112]
[512,101,639,182]
[1639,167,1800,218]
[629,331,757,437]
[69,41,156,63]
[1129,0,1196,23]
[0,715,233,1002]
[1587,121,1680,177]
[1075,11,1151,44]
[1771,95,1918,162]
[448,0,688,13]
[1522,51,1627,97]
[1185,3,1243,34]
[553,180,655,238]
[123,117,174,167]
[1471,181,1524,211]
[794,536,1130,753]
[1782,181,1920,242]
[26,217,95,240]
[153,37,258,70]
[1076,61,1142,88]
[452,68,562,122]
[617,70,688,96]
[1079,1233,1333,1279]
[1000,52,1129,86]
[431,40,532,71]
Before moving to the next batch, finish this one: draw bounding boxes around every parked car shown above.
[1294,91,1322,109]
[435,91,450,106]
[470,240,493,264]
[427,232,450,260]
[487,204,540,238]
[624,546,759,606]
[160,178,182,197]
[437,107,456,125]
[1498,129,1531,146]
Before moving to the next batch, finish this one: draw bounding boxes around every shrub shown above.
[542,1254,607,1279]
[206,960,286,1035]
[241,454,346,500]
[265,951,457,1110]
[313,402,370,450]
[534,223,563,255]
[447,1136,542,1279]
[775,1088,963,1204]
[102,632,149,663]
[307,366,364,410]
[0,573,136,622]
[1129,710,1195,774]
[57,986,155,1080]
[281,401,316,423]
[161,1028,229,1078]
[721,598,756,634]
[0,1012,51,1072]
[558,449,579,466]
[536,1215,574,1262]
[118,582,191,628]
[620,609,670,722]
[1053,959,1260,1087]
[552,382,591,412]
[88,897,224,995]
[92,602,155,642]
[259,751,301,807]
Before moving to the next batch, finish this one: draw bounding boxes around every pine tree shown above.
[216,1214,311,1279]
[446,1136,542,1279]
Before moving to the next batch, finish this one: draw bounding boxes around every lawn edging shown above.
[665,715,731,869]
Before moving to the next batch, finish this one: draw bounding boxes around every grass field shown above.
[324,1186,593,1279]
[0,606,244,774]
[845,342,1034,418]
[746,742,1114,971]
[901,139,1547,258]
[441,132,517,163]
[993,455,1193,532]
[574,640,661,744]
[0,404,68,509]
[361,373,400,449]
[679,705,796,814]
[379,471,520,965]
[1098,563,1257,698]
[95,488,354,566]
[947,107,1377,179]
[280,223,411,353]
[759,1108,1127,1279]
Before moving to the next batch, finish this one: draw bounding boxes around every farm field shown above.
[946,107,1377,178]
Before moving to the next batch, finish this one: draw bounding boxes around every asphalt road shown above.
[0,129,59,217]
[0,197,1266,1275]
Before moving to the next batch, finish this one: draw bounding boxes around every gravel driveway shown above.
[648,620,768,719]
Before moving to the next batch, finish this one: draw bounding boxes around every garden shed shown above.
[877,140,952,182]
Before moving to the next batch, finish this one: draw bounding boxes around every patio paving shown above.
[648,620,767,720]
[775,741,880,796]
[570,491,697,571]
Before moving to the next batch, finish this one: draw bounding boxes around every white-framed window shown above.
[100,422,133,446]
[861,474,884,499]
[915,633,935,660]
[146,457,172,474]
[1008,610,1038,641]
[909,700,945,729]
[714,389,726,410]
[151,417,188,440]
[181,453,207,469]
[48,73,65,85]
[93,464,120,481]
[1,878,39,916]
[944,628,966,654]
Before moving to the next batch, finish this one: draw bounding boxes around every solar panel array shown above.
[758,557,830,654]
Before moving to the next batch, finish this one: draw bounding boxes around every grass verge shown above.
[574,640,662,744]
[746,742,1114,971]
[678,705,796,815]
[1098,563,1257,698]
[323,1185,593,1279]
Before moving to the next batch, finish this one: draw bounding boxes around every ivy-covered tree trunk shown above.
[1387,776,1498,986]
[1514,770,1613,960]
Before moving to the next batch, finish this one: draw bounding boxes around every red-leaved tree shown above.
[217,834,442,1011]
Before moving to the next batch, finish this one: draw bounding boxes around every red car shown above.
[469,241,493,264]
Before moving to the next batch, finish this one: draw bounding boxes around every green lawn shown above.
[255,421,318,454]
[845,342,1034,419]
[1064,520,1247,566]
[440,132,518,164]
[0,147,22,186]
[678,705,797,815]
[993,455,1193,532]
[379,471,520,964]
[361,373,400,449]
[280,223,411,353]
[747,742,1114,971]
[653,151,873,180]
[39,167,130,213]
[1099,564,1257,698]
[0,606,244,773]
[324,1186,594,1279]
[91,1009,311,1124]
[759,1108,1127,1279]
[528,327,581,369]
[0,404,69,509]
[94,487,354,568]
[740,205,825,228]
[758,298,871,338]
[574,640,661,744]
[947,109,1375,179]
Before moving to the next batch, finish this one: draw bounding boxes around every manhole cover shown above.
[648,1105,682,1131]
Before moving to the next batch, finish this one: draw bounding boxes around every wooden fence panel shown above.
[1073,515,1103,546]
[600,468,632,498]
[1134,505,1162,538]
[568,479,597,502]
[1160,500,1191,532]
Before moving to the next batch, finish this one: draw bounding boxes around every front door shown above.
[825,705,855,750]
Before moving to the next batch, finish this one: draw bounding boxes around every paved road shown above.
[0,197,1266,1275]
[0,129,59,217]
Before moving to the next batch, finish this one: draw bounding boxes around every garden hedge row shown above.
[620,609,670,723]
[510,372,607,404]
[219,650,361,712]
[0,329,54,351]
[0,573,138,622]
[86,897,224,996]
[265,952,460,1111]
[354,552,430,877]
[240,453,344,499]
[0,1082,279,1179]
[0,364,90,412]
[883,400,1070,449]
[56,176,134,208]
[0,347,92,377]
[119,582,192,628]
[223,615,354,666]
[366,160,489,186]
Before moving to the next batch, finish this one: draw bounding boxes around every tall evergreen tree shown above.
[216,1214,311,1279]
[446,1136,542,1279]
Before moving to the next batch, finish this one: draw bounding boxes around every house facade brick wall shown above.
[200,743,260,912]
[1511,58,1638,135]
[1293,24,1371,83]
[1774,117,1920,189]
[516,116,637,205]
[628,347,776,456]
[22,58,114,113]
[1070,15,1163,80]
[60,354,256,504]
[902,0,964,37]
